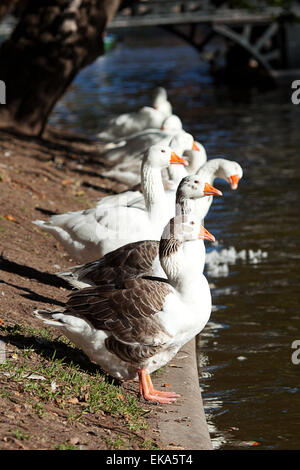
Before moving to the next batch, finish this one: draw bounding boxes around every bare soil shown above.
[0,126,169,450]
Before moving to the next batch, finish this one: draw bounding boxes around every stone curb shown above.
[153,338,212,450]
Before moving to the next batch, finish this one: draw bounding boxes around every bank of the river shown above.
[0,127,211,450]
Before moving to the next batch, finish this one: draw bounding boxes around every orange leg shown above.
[138,369,179,404]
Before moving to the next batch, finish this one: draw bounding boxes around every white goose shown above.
[58,175,222,289]
[101,127,199,187]
[151,86,172,117]
[33,145,187,263]
[126,136,209,214]
[100,114,182,164]
[163,136,207,203]
[34,214,215,404]
[183,141,207,173]
[194,158,243,220]
[96,87,173,142]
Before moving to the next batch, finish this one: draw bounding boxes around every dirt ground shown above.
[0,126,172,450]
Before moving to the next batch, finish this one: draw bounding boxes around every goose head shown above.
[175,175,223,218]
[144,144,187,170]
[161,115,182,132]
[217,160,243,190]
[176,175,222,201]
[169,132,194,156]
[160,215,215,262]
[183,141,207,173]
[159,215,215,285]
[169,215,215,243]
[152,87,172,116]
[152,86,168,104]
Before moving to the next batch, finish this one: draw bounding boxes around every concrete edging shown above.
[153,338,212,450]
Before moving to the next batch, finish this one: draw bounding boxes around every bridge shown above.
[108,1,300,79]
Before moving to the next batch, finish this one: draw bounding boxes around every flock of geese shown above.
[34,87,243,404]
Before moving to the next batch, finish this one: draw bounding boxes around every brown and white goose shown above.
[34,214,215,404]
[58,175,222,289]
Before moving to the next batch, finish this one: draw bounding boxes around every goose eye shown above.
[190,221,195,225]
[161,149,166,153]
[194,180,199,184]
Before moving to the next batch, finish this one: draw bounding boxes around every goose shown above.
[194,158,243,220]
[100,114,183,164]
[163,136,207,200]
[33,145,187,263]
[96,88,173,142]
[162,140,207,193]
[34,214,215,404]
[183,141,207,173]
[57,175,222,290]
[124,136,208,213]
[101,127,200,187]
[151,86,172,117]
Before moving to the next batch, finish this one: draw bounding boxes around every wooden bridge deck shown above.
[109,2,300,29]
[107,1,300,77]
[109,10,285,29]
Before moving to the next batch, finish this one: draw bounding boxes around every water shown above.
[50,28,300,450]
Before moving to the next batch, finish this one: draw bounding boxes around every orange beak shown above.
[228,174,240,190]
[199,225,215,242]
[192,141,200,151]
[170,151,188,166]
[204,182,222,197]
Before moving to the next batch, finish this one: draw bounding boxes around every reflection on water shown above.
[50,28,300,450]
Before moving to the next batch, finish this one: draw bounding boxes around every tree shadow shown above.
[81,181,117,194]
[0,279,66,307]
[0,127,109,166]
[0,325,119,385]
[0,255,72,291]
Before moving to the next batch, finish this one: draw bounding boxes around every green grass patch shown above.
[0,323,150,434]
[11,428,30,441]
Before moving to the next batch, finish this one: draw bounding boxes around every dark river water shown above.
[50,29,300,450]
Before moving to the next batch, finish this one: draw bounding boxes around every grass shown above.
[55,443,78,450]
[0,323,158,449]
[11,428,30,441]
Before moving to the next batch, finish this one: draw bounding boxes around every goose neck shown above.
[141,161,168,224]
[175,195,196,217]
[160,239,205,297]
[198,159,221,184]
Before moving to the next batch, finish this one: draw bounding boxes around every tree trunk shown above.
[0,0,24,22]
[0,0,121,137]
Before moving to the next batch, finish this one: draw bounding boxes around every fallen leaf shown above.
[3,215,17,223]
[67,397,79,404]
[62,179,73,186]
